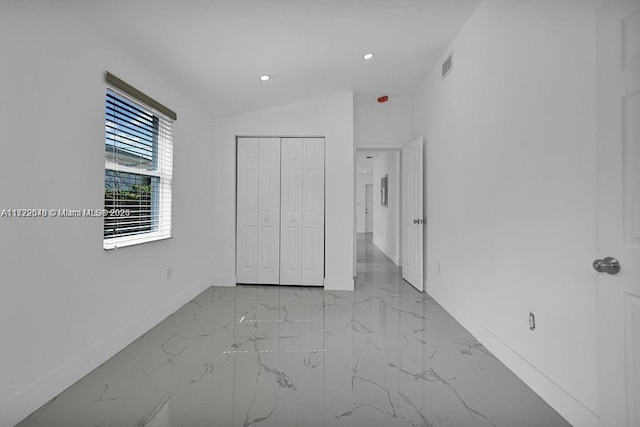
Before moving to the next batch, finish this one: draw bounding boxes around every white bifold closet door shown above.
[280,138,324,286]
[236,137,324,286]
[280,139,303,285]
[236,138,281,284]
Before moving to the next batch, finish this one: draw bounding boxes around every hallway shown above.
[19,235,569,426]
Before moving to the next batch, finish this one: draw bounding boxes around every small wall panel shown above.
[236,139,259,283]
[623,91,640,245]
[622,10,640,71]
[625,293,640,427]
[302,138,325,286]
[280,138,303,285]
[257,138,281,284]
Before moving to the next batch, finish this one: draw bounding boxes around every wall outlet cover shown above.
[529,312,535,330]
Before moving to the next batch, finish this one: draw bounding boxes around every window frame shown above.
[103,81,174,250]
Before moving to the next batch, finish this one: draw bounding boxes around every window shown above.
[103,72,175,249]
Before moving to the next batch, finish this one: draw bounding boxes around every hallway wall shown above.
[411,0,603,425]
[372,152,401,265]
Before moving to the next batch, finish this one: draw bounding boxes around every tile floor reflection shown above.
[18,234,570,426]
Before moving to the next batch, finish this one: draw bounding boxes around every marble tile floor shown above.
[18,234,570,427]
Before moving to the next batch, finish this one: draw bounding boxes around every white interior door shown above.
[302,138,325,286]
[280,138,303,285]
[257,138,281,284]
[596,2,640,426]
[365,184,373,233]
[236,138,259,283]
[401,137,424,291]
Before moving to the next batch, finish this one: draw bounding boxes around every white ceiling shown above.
[73,0,482,117]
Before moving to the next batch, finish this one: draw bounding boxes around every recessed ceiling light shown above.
[260,75,271,81]
[363,53,374,60]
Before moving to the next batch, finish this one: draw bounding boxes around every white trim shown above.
[0,276,213,427]
[212,275,237,287]
[355,144,405,150]
[104,162,162,178]
[426,281,599,427]
[103,230,171,250]
[323,276,354,291]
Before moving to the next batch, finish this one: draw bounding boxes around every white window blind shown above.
[104,78,174,250]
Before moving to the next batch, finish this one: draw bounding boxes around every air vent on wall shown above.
[442,53,453,79]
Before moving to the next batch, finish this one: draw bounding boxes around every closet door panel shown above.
[236,138,259,283]
[302,138,325,285]
[257,138,281,284]
[280,138,303,285]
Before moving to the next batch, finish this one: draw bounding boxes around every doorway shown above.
[355,149,402,267]
[365,184,373,233]
[355,141,424,291]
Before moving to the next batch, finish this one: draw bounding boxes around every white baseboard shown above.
[426,281,599,427]
[212,274,236,287]
[1,276,214,427]
[324,276,354,291]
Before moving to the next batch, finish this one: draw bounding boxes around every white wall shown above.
[209,92,355,291]
[356,156,373,233]
[355,96,412,148]
[412,1,602,425]
[372,152,401,265]
[0,3,225,425]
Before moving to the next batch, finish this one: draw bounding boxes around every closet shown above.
[236,137,325,286]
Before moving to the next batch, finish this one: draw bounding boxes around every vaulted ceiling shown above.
[73,0,482,116]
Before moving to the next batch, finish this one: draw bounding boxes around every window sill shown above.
[103,232,172,251]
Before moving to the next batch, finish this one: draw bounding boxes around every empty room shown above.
[1,0,638,426]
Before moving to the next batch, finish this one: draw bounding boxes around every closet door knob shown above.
[291,218,296,223]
